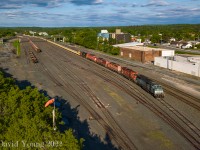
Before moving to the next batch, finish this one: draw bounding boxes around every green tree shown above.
[0,71,83,150]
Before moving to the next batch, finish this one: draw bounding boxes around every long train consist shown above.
[80,52,165,98]
[40,38,164,98]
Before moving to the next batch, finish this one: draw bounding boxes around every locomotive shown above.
[135,75,164,98]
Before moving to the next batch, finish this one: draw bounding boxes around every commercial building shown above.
[119,46,174,63]
[154,56,200,77]
[97,29,131,43]
[110,29,131,43]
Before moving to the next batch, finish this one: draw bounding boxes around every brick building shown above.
[120,46,174,63]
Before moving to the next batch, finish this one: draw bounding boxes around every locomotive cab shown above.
[152,84,164,98]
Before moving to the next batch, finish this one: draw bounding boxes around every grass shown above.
[147,130,174,149]
[175,50,200,55]
[13,40,21,56]
[147,45,159,48]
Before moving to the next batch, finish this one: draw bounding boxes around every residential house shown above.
[39,32,48,36]
[181,43,192,49]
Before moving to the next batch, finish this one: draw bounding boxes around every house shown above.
[39,32,48,36]
[181,43,192,49]
[29,31,36,36]
[170,41,187,48]
[169,38,176,42]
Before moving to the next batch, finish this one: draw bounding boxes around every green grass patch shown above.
[147,130,174,149]
[175,51,200,55]
[13,40,21,56]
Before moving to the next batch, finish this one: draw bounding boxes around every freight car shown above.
[121,67,137,81]
[29,39,41,53]
[96,58,109,67]
[107,62,122,73]
[135,75,164,98]
[29,51,38,63]
[86,53,97,62]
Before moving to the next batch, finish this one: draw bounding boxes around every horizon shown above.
[0,0,200,27]
[0,23,200,28]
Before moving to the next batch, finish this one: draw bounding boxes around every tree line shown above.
[1,24,200,54]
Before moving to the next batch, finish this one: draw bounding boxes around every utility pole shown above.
[52,99,56,130]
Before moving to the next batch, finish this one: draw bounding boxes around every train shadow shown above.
[0,68,118,150]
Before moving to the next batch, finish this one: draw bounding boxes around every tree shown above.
[0,71,83,150]
[151,34,161,43]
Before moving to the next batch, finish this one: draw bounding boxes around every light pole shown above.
[52,99,56,130]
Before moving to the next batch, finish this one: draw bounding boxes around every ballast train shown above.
[80,51,164,98]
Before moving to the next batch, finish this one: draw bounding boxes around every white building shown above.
[39,32,48,36]
[113,42,144,47]
[154,56,200,77]
[29,31,36,35]
[100,30,108,33]
[181,43,192,49]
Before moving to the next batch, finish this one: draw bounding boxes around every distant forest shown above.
[1,24,200,55]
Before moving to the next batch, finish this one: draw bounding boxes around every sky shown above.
[0,0,200,27]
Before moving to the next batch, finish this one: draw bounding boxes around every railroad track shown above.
[33,38,200,149]
[33,40,138,150]
[153,79,200,111]
[20,40,30,64]
[90,69,200,149]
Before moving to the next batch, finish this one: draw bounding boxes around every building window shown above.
[129,53,132,58]
[121,51,123,56]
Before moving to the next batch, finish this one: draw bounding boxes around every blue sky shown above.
[0,0,200,27]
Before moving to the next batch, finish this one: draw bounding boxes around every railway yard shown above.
[1,37,200,150]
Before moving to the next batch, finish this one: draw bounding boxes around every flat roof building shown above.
[119,46,174,63]
[155,56,200,77]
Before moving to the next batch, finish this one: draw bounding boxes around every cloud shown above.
[0,0,103,9]
[69,0,103,5]
[0,0,68,9]
[141,0,170,7]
